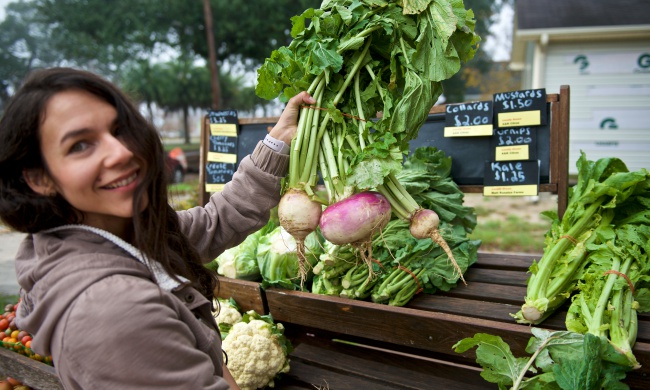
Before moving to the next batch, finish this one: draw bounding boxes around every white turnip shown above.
[278,188,322,287]
[378,174,466,285]
[319,191,391,245]
[319,191,391,279]
[409,208,466,285]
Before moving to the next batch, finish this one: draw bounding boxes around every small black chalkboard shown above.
[491,126,538,161]
[483,160,540,196]
[205,110,239,192]
[493,89,547,128]
[443,101,493,137]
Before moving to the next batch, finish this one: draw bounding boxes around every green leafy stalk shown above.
[514,152,649,324]
[256,0,479,205]
[453,329,634,390]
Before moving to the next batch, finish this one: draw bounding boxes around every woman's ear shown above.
[23,168,56,197]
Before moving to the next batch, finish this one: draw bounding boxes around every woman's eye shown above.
[69,141,89,154]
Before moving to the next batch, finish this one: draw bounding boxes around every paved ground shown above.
[0,228,26,295]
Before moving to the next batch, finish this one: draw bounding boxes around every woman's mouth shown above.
[103,172,138,189]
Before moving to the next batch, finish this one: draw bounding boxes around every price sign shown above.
[444,101,493,137]
[491,127,539,161]
[493,89,547,128]
[483,160,540,196]
[205,110,238,192]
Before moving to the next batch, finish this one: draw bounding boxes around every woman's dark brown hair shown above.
[0,67,216,300]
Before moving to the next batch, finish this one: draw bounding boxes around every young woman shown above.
[0,67,314,389]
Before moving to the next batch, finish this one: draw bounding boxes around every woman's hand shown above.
[267,91,316,145]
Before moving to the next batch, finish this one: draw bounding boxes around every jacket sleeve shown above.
[178,141,289,262]
[54,275,230,390]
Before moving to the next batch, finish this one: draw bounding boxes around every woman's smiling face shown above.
[34,89,146,236]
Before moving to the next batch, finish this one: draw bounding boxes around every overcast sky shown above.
[0,0,8,20]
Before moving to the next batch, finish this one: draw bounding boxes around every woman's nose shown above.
[103,134,134,166]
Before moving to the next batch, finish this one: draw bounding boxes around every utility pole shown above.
[202,0,221,110]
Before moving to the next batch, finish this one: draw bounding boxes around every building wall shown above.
[542,39,650,174]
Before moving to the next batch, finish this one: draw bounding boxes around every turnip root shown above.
[278,188,322,287]
[409,208,466,285]
[319,191,391,280]
[319,191,391,245]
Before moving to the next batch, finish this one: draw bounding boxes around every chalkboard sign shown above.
[493,88,547,128]
[205,110,239,192]
[483,160,540,196]
[444,100,493,137]
[409,112,551,185]
[205,86,570,215]
[491,126,539,161]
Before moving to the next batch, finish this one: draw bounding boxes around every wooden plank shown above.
[265,287,650,388]
[0,348,62,390]
[215,277,266,314]
[278,359,398,390]
[438,281,527,304]
[283,339,488,390]
[462,268,529,287]
[265,288,537,360]
[554,85,571,219]
[406,295,525,323]
[475,251,541,270]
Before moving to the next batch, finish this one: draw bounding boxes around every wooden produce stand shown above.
[2,87,648,389]
[217,252,649,389]
[214,85,647,389]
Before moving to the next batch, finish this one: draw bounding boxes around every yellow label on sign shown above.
[483,184,538,197]
[207,152,237,163]
[495,145,529,161]
[209,123,238,137]
[205,183,226,193]
[444,124,493,137]
[497,110,541,127]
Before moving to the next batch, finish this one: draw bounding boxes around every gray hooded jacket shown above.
[14,142,288,389]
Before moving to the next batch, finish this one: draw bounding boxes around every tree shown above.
[441,0,513,103]
[0,0,67,110]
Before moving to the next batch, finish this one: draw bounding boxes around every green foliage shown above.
[454,329,634,389]
[470,216,549,253]
[514,152,650,325]
[256,226,323,290]
[256,0,480,207]
[0,293,20,310]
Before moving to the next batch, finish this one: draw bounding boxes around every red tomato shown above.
[6,377,21,386]
[0,319,8,332]
[0,381,12,390]
[21,335,32,345]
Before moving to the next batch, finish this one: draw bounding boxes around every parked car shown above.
[165,147,188,184]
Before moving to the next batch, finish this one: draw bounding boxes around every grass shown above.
[0,293,19,310]
[469,213,551,254]
[162,140,201,153]
[168,177,200,211]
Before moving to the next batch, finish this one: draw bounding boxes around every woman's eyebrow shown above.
[59,127,92,145]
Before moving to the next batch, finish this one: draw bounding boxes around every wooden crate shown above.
[217,251,649,389]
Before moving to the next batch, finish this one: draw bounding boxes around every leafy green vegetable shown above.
[453,329,634,390]
[209,220,277,281]
[514,152,650,325]
[256,0,479,205]
[306,146,480,306]
[256,226,323,290]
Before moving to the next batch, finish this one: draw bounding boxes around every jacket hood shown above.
[15,227,153,356]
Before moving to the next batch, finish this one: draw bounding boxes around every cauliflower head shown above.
[222,311,291,390]
[213,299,242,326]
